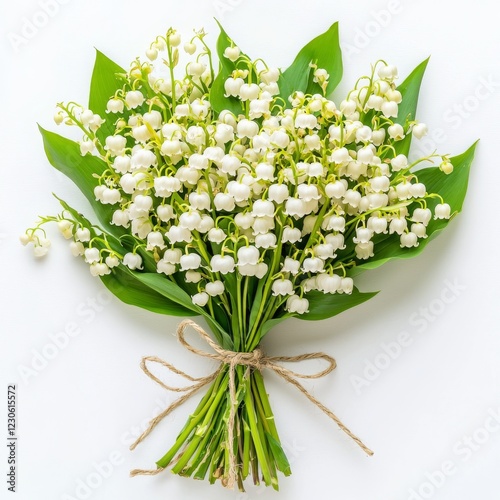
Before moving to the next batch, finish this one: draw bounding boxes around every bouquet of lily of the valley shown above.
[22,21,476,491]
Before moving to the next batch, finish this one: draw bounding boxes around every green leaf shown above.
[393,58,429,156]
[39,126,126,238]
[101,266,194,316]
[89,50,126,142]
[395,58,429,126]
[39,125,124,236]
[210,21,245,115]
[299,288,379,321]
[260,316,292,339]
[130,272,202,314]
[279,22,342,104]
[351,141,478,275]
[130,271,233,348]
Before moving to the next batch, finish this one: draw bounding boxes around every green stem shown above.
[156,369,227,468]
[170,373,230,473]
[244,375,273,487]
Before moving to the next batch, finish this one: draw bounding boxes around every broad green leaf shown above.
[89,50,126,142]
[39,125,124,237]
[53,201,174,315]
[101,266,193,316]
[259,316,292,340]
[130,272,202,314]
[279,22,343,104]
[300,288,378,321]
[130,271,233,348]
[210,21,246,115]
[395,58,429,126]
[350,141,478,275]
[393,58,429,155]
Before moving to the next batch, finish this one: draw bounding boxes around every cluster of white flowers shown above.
[25,28,453,315]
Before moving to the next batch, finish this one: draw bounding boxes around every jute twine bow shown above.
[130,319,373,488]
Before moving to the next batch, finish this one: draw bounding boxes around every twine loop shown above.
[130,319,373,487]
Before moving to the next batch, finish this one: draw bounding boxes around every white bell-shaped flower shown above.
[206,280,225,297]
[282,257,301,275]
[355,241,375,260]
[163,248,182,264]
[388,124,405,140]
[314,243,335,260]
[207,228,226,244]
[123,252,143,270]
[125,90,145,109]
[69,241,85,257]
[369,176,390,193]
[105,135,127,155]
[84,247,100,264]
[272,279,294,296]
[255,233,277,249]
[192,292,209,307]
[90,263,111,277]
[157,205,174,222]
[179,211,202,231]
[412,208,432,226]
[340,277,354,294]
[400,232,419,248]
[317,274,341,293]
[180,253,202,271]
[268,184,289,204]
[412,123,428,139]
[391,154,408,172]
[237,246,260,266]
[325,233,346,250]
[239,83,260,101]
[389,217,407,235]
[105,255,120,268]
[252,200,275,217]
[75,228,91,242]
[282,226,302,243]
[185,270,202,283]
[235,213,255,230]
[210,254,236,274]
[146,231,166,250]
[157,260,176,276]
[214,193,236,212]
[409,183,426,199]
[302,257,324,273]
[224,77,244,97]
[411,223,427,239]
[165,226,192,244]
[434,203,451,219]
[367,216,388,234]
[353,227,374,244]
[285,296,309,314]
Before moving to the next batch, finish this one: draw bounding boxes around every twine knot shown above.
[130,319,373,487]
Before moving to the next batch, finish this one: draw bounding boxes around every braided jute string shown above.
[130,319,373,487]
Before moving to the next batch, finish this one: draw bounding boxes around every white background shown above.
[1,1,499,499]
